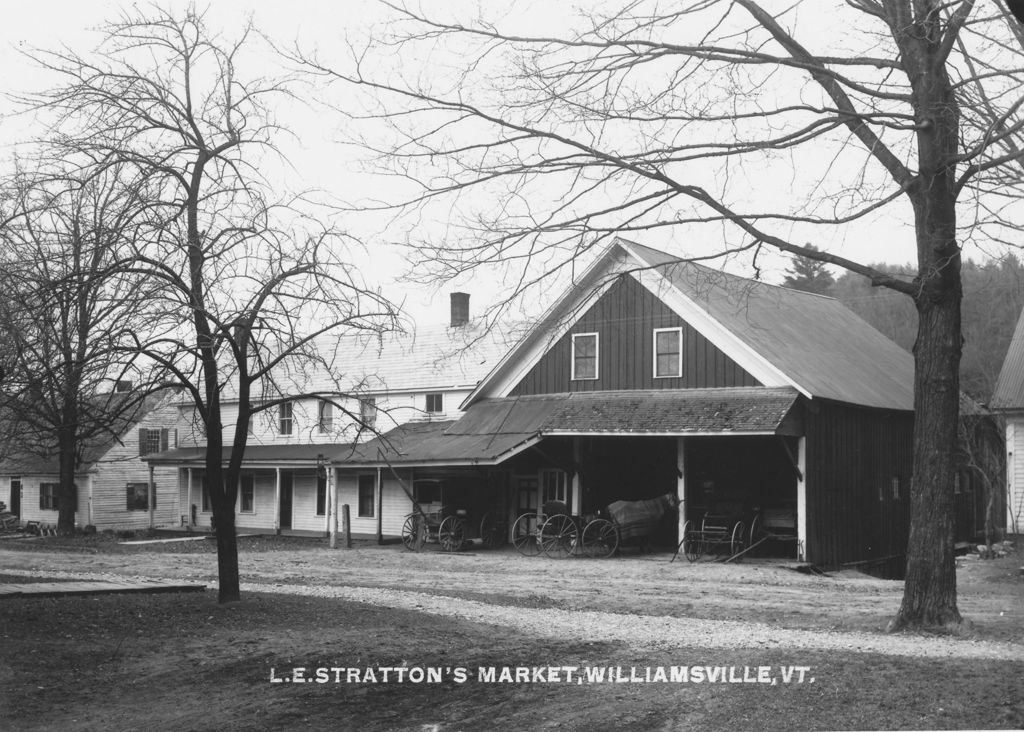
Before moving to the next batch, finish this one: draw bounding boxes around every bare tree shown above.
[24,7,399,601]
[0,164,158,533]
[295,0,1024,630]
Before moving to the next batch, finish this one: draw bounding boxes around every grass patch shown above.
[0,590,1020,731]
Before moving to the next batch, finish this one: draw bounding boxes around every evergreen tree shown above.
[782,246,836,296]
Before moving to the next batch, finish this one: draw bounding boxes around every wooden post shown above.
[676,436,687,544]
[329,467,338,548]
[376,467,383,544]
[342,504,352,549]
[796,436,807,562]
[186,468,193,528]
[273,467,281,535]
[148,463,155,530]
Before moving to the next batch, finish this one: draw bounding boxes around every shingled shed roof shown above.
[336,387,800,467]
[626,241,915,410]
[992,306,1024,410]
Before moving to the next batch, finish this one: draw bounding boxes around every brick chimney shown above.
[450,292,470,327]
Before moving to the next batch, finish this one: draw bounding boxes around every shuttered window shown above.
[127,482,155,511]
[139,428,171,456]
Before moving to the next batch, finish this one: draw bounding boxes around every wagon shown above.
[401,507,505,552]
[512,493,678,559]
[675,500,746,562]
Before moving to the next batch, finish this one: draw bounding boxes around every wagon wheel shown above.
[401,514,424,552]
[680,520,703,562]
[480,512,505,549]
[748,512,762,548]
[540,514,577,559]
[438,516,466,552]
[511,513,541,557]
[730,521,746,559]
[582,518,618,558]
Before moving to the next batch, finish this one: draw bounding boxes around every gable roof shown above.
[991,306,1024,410]
[465,238,914,411]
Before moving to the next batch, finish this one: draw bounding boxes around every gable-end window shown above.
[358,474,376,518]
[571,333,598,380]
[240,474,255,513]
[126,482,155,511]
[139,428,170,456]
[360,397,377,429]
[278,401,293,435]
[317,400,334,434]
[425,393,443,414]
[654,327,683,378]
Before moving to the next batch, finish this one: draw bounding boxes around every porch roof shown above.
[335,386,800,467]
[144,442,348,467]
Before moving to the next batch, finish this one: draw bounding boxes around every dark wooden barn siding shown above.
[804,400,913,578]
[511,275,760,396]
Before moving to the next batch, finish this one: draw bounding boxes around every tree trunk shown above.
[57,428,77,535]
[214,504,240,603]
[893,288,963,630]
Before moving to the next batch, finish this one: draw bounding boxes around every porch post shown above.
[376,467,383,544]
[330,467,339,548]
[796,437,807,562]
[676,437,687,543]
[274,467,281,534]
[570,437,582,515]
[148,463,155,529]
[87,475,94,526]
[186,468,193,526]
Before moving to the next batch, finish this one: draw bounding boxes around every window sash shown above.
[357,474,376,517]
[126,483,154,511]
[654,327,682,378]
[571,333,598,380]
[317,400,333,433]
[425,393,443,413]
[360,398,377,428]
[240,475,255,513]
[279,402,293,435]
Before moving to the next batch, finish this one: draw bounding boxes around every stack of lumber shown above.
[0,501,20,531]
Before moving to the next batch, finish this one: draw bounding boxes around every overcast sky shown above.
[0,2,997,326]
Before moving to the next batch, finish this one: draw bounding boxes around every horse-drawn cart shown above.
[512,493,678,559]
[675,500,747,562]
[401,507,505,553]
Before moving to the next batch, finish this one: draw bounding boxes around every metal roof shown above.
[626,241,915,410]
[992,306,1024,410]
[335,387,800,467]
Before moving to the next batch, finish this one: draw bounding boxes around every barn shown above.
[334,238,922,576]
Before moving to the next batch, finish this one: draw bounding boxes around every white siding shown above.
[4,473,87,526]
[1008,419,1024,535]
[335,470,412,537]
[88,401,182,530]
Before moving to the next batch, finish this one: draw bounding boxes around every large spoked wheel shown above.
[511,513,541,557]
[681,520,703,562]
[730,521,746,559]
[541,514,577,559]
[480,512,505,550]
[401,514,424,552]
[438,516,466,552]
[748,512,762,549]
[582,518,619,558]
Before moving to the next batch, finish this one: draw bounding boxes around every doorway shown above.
[9,478,21,518]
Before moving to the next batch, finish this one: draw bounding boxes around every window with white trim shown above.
[654,327,683,378]
[425,393,443,413]
[39,482,59,511]
[358,474,376,517]
[360,397,377,429]
[317,400,334,433]
[126,482,155,511]
[541,469,569,505]
[240,474,255,513]
[278,401,293,435]
[571,332,598,380]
